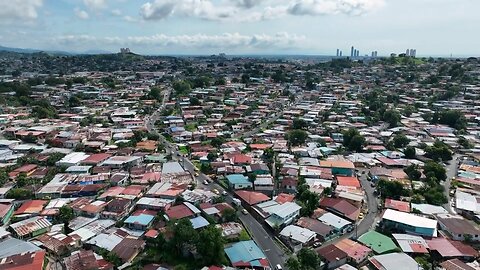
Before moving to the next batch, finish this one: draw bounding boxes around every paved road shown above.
[356,170,379,237]
[443,154,460,214]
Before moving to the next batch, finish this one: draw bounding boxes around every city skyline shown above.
[0,0,479,56]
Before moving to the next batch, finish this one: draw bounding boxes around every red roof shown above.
[81,153,112,165]
[165,204,194,220]
[384,198,410,212]
[319,198,360,221]
[250,144,272,150]
[336,176,361,188]
[232,154,252,164]
[144,229,159,238]
[0,250,45,270]
[235,190,270,206]
[275,193,295,204]
[15,200,47,215]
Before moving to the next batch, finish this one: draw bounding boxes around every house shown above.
[226,174,252,190]
[368,253,421,270]
[319,198,360,221]
[234,190,270,206]
[436,214,480,241]
[440,259,479,270]
[224,240,269,268]
[357,231,398,254]
[381,209,438,237]
[164,202,200,220]
[279,225,316,249]
[64,249,113,270]
[427,237,478,260]
[124,210,156,231]
[111,238,146,263]
[392,234,429,254]
[296,217,335,242]
[0,202,14,225]
[316,244,348,269]
[319,159,355,176]
[0,250,46,270]
[14,201,48,219]
[384,198,410,212]
[333,238,371,264]
[317,212,353,234]
[260,201,302,228]
[56,152,90,167]
[9,216,52,239]
[246,163,270,175]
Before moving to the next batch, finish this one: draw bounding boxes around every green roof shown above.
[357,231,398,254]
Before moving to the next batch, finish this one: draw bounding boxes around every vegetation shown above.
[286,130,308,147]
[425,140,453,161]
[343,128,365,152]
[286,248,322,270]
[296,178,320,216]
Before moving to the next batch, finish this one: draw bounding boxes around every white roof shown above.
[279,225,316,244]
[369,252,421,270]
[264,202,301,219]
[455,191,480,213]
[318,212,351,229]
[382,209,437,230]
[411,203,448,215]
[57,152,90,165]
[392,234,429,253]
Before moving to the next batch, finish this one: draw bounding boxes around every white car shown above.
[203,180,209,185]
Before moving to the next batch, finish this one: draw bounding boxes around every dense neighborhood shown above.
[0,51,480,270]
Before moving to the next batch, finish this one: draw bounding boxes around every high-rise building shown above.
[406,49,410,56]
[336,49,340,57]
[411,49,416,57]
[351,46,355,58]
[339,51,342,57]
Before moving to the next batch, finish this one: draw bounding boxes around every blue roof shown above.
[124,214,154,226]
[224,240,265,264]
[170,126,185,132]
[226,174,250,185]
[190,216,209,229]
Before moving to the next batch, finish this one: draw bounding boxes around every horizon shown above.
[1,1,480,56]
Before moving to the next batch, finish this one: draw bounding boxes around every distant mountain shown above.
[0,45,114,55]
[0,45,42,54]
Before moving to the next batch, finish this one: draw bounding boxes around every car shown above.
[370,182,376,187]
[222,191,228,196]
[312,242,322,248]
[241,209,248,215]
[194,172,199,177]
[275,264,283,270]
[358,213,364,219]
[203,180,209,185]
[194,167,199,172]
[212,189,220,195]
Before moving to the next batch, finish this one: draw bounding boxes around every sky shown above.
[0,0,479,56]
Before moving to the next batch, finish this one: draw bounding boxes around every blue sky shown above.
[0,0,478,56]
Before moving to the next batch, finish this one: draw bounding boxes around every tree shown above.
[293,118,308,130]
[286,130,308,146]
[68,95,82,107]
[404,165,421,181]
[173,80,191,96]
[170,218,198,255]
[286,248,322,270]
[377,179,408,199]
[58,205,74,223]
[221,208,237,222]
[149,87,162,102]
[425,140,452,161]
[6,188,33,200]
[393,133,410,148]
[343,128,365,152]
[210,137,225,148]
[196,225,226,266]
[189,97,201,106]
[458,136,473,149]
[437,110,467,130]
[423,161,447,182]
[404,146,416,159]
[0,170,8,186]
[382,109,401,127]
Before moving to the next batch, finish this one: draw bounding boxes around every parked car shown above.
[222,191,228,196]
[203,180,209,185]
[241,209,248,215]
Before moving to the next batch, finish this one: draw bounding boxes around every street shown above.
[443,154,460,214]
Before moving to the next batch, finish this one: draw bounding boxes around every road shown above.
[145,88,287,269]
[356,170,379,237]
[443,154,460,214]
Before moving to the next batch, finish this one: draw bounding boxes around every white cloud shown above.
[83,0,107,11]
[74,8,90,20]
[139,0,384,22]
[0,0,43,24]
[288,0,385,16]
[54,32,305,51]
[111,9,122,16]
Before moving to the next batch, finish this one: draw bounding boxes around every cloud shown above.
[83,0,107,11]
[139,0,384,22]
[288,0,385,16]
[0,0,43,24]
[53,32,305,51]
[111,9,122,16]
[74,8,89,20]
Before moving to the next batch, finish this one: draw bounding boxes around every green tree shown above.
[149,87,163,102]
[404,146,416,159]
[293,118,308,130]
[170,218,198,255]
[286,130,308,146]
[286,248,322,270]
[404,165,421,181]
[343,128,366,152]
[0,170,8,186]
[58,205,74,223]
[382,109,401,128]
[425,141,452,161]
[438,110,467,130]
[377,179,408,199]
[196,225,226,266]
[189,97,201,106]
[6,188,33,200]
[458,136,473,149]
[173,80,192,96]
[221,208,237,222]
[210,137,225,148]
[423,161,447,182]
[393,133,410,148]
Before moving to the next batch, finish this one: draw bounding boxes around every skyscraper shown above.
[339,51,342,57]
[351,46,355,58]
[336,49,340,57]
